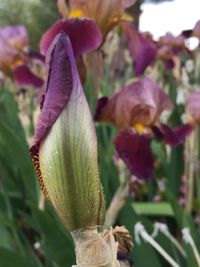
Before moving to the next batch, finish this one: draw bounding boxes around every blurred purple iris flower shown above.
[121,21,157,76]
[0,25,44,88]
[95,77,193,179]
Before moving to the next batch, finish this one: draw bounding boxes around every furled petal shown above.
[95,77,173,130]
[186,91,200,124]
[40,18,102,57]
[13,65,44,88]
[160,124,193,147]
[122,21,157,75]
[94,96,108,120]
[114,131,154,179]
[30,33,105,231]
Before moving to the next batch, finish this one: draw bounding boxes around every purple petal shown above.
[94,96,108,120]
[28,50,45,62]
[114,131,154,179]
[13,65,44,88]
[40,18,102,57]
[160,124,193,147]
[30,33,78,196]
[181,29,193,39]
[122,22,157,76]
[151,126,164,140]
[164,59,175,69]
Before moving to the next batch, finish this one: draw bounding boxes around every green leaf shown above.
[32,208,75,267]
[166,146,184,196]
[0,89,38,203]
[132,202,174,216]
[0,119,38,203]
[0,225,13,249]
[0,247,40,267]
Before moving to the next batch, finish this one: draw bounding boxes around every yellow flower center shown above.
[134,123,145,134]
[69,9,85,18]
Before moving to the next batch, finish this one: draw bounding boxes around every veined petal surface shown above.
[30,33,105,231]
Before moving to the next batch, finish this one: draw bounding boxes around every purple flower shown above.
[95,77,192,179]
[122,22,157,76]
[0,25,44,87]
[0,25,28,73]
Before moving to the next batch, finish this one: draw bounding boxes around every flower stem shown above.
[185,128,198,212]
[105,184,128,227]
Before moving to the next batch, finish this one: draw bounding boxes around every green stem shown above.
[185,128,198,212]
[104,163,130,227]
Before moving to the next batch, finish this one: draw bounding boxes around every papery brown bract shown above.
[30,33,105,231]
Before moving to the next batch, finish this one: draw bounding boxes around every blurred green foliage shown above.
[0,0,58,49]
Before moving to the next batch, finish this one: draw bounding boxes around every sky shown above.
[140,0,200,39]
